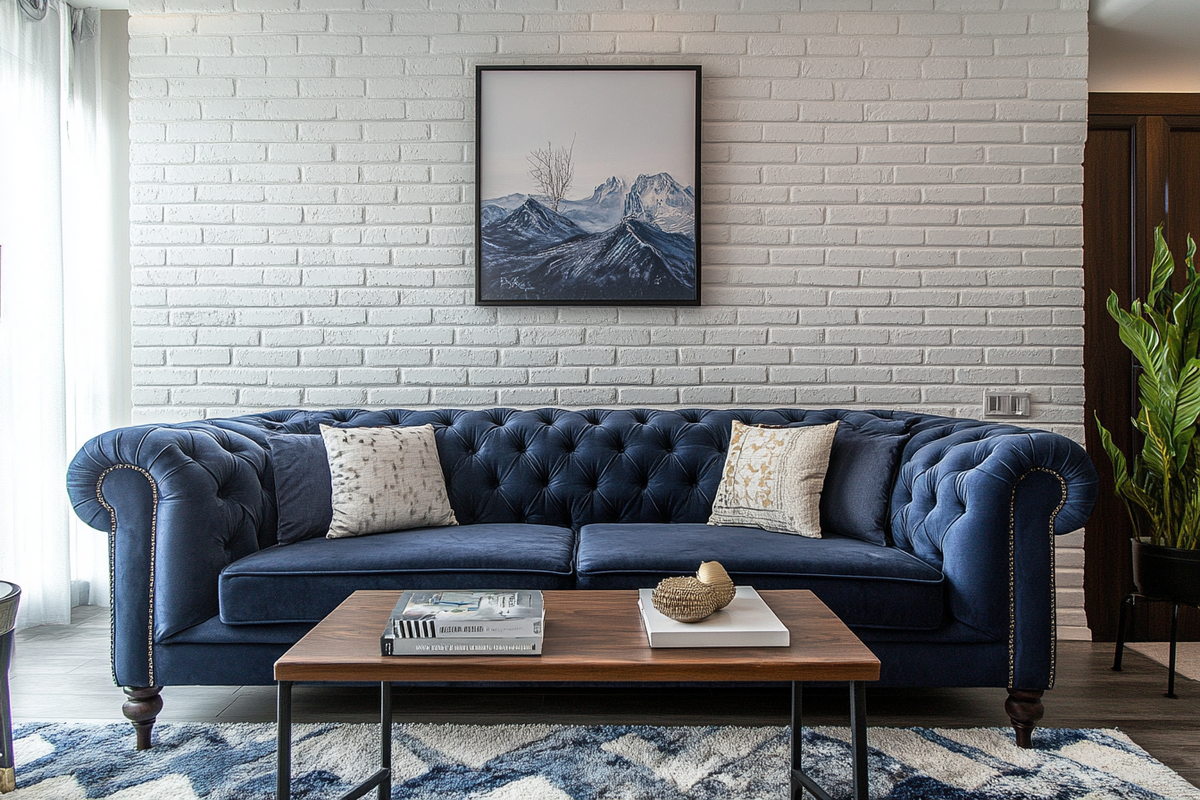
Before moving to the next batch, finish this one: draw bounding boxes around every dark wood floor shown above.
[11,606,1200,787]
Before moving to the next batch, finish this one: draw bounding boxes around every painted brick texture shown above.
[128,0,1089,432]
[127,0,1090,632]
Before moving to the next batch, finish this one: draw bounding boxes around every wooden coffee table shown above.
[275,589,880,800]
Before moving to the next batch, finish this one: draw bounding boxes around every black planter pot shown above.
[1131,538,1200,606]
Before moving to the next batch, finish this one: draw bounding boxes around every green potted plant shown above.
[1096,225,1200,605]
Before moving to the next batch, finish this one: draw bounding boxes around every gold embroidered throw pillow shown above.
[320,424,458,539]
[707,420,839,538]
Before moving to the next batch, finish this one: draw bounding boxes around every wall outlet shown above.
[984,391,1031,417]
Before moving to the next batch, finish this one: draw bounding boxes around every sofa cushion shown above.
[218,523,575,625]
[268,433,332,545]
[708,421,838,538]
[576,523,944,631]
[321,424,457,538]
[819,421,912,546]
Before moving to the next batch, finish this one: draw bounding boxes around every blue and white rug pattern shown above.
[8,722,1199,799]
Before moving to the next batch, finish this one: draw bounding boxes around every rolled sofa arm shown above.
[891,423,1098,690]
[66,423,271,687]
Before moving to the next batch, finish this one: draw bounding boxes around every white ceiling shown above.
[1089,0,1200,91]
[1090,0,1192,28]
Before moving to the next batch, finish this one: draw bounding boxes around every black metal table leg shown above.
[789,681,868,800]
[278,681,292,800]
[790,683,800,800]
[850,681,868,800]
[277,680,389,800]
[380,682,392,800]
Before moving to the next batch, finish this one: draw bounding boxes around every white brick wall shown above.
[127,0,1090,630]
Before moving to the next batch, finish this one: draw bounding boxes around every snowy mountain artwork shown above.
[475,66,701,305]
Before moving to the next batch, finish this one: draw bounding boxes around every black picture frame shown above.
[475,65,702,307]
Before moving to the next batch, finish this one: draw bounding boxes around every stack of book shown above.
[380,590,544,656]
[638,586,790,648]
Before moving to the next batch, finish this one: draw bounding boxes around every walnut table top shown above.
[274,589,880,685]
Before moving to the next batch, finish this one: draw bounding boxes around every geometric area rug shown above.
[8,722,1200,799]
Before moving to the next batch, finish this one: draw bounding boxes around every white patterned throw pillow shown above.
[320,424,458,539]
[707,420,839,538]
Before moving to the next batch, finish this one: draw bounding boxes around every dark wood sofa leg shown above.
[1005,688,1044,749]
[122,686,163,750]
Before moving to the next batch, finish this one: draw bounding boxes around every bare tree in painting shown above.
[527,136,575,212]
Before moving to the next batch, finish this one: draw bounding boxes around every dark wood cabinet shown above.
[1083,93,1200,641]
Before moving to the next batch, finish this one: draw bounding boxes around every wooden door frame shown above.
[1089,93,1200,116]
[1085,92,1200,641]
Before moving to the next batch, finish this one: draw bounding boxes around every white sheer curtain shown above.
[0,0,72,628]
[0,2,130,628]
[64,8,130,610]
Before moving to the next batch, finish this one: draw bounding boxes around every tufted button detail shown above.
[71,403,1101,638]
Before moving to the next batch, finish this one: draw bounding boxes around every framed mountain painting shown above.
[475,65,702,306]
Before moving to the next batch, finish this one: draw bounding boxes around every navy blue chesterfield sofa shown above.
[66,407,1097,749]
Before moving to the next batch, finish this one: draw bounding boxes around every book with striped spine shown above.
[388,590,544,639]
[380,590,545,657]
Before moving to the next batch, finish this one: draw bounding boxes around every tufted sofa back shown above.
[209,407,925,543]
[65,406,1101,690]
[200,405,1095,554]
